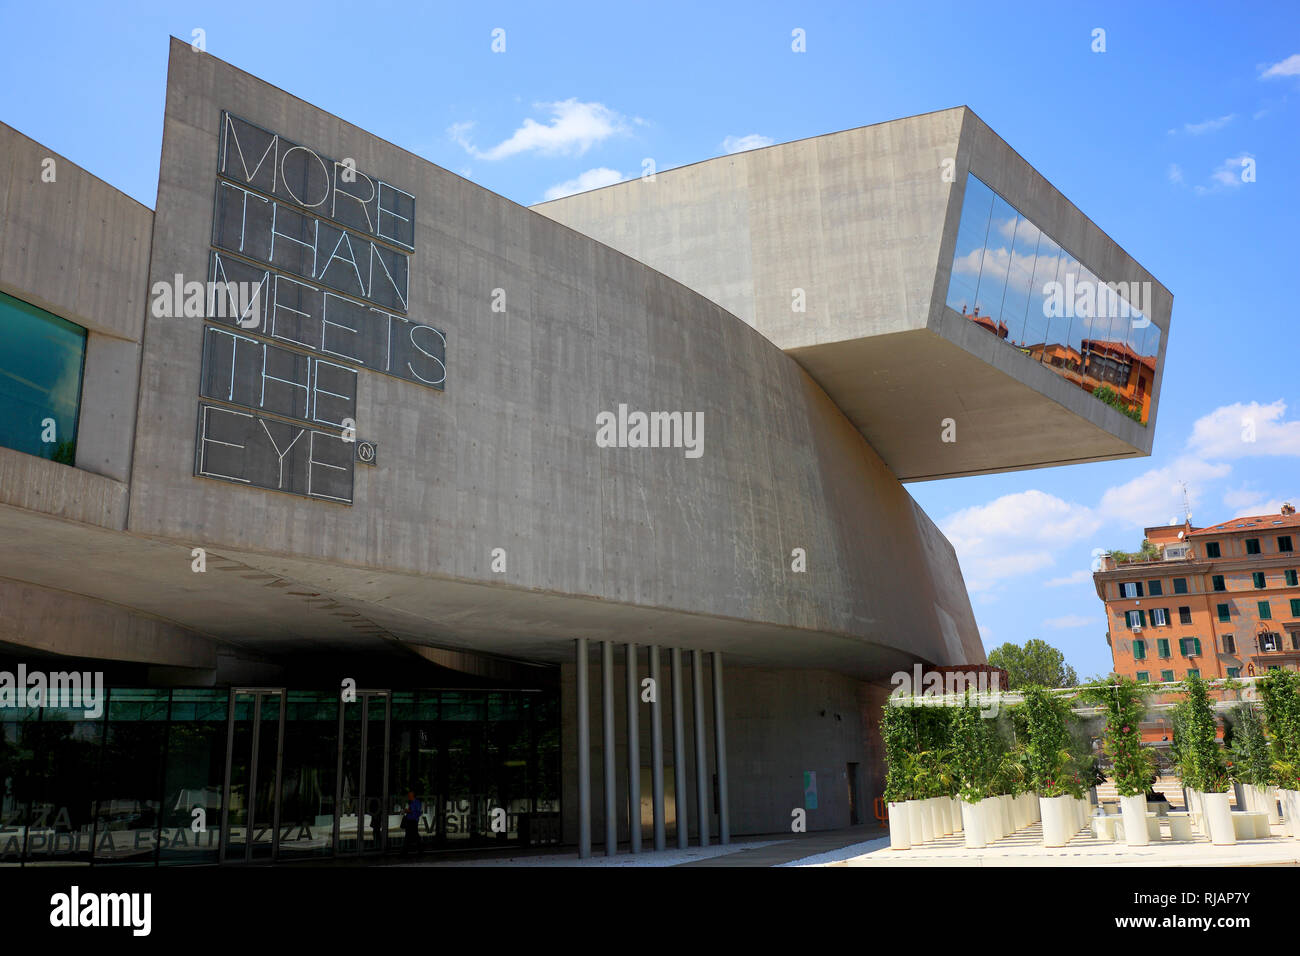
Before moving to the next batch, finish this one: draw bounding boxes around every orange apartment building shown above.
[1094,504,1300,741]
[1096,504,1300,684]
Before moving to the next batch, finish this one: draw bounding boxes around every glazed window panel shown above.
[0,291,87,463]
[945,176,995,318]
[945,174,1157,424]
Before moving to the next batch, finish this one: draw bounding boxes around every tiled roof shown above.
[1188,512,1300,536]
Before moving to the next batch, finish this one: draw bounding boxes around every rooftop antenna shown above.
[1180,481,1192,525]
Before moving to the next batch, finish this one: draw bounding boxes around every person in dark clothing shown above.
[400,790,423,856]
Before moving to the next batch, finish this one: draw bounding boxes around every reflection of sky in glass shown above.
[945,174,1160,424]
[0,291,86,460]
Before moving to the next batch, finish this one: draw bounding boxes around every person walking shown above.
[400,790,423,857]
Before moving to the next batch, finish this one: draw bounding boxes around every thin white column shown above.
[670,647,688,849]
[575,638,591,859]
[649,645,665,851]
[602,640,617,855]
[626,643,641,853]
[712,651,729,845]
[692,649,709,847]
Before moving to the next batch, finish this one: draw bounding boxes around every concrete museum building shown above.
[0,39,1171,865]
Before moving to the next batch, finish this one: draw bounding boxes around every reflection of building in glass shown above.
[945,174,1161,425]
[1021,338,1156,422]
[959,305,1008,339]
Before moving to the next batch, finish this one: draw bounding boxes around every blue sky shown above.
[2,1,1297,677]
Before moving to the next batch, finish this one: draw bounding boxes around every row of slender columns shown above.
[574,639,728,858]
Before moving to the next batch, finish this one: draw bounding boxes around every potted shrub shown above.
[1081,677,1154,845]
[881,703,914,850]
[1228,702,1277,824]
[951,696,995,848]
[1022,686,1082,847]
[1260,668,1300,840]
[1182,673,1235,845]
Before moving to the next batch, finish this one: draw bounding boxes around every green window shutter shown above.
[1136,671,1149,683]
[1157,638,1169,658]
[1187,669,1199,679]
[1212,575,1225,591]
[1193,638,1202,655]
[1133,639,1145,660]
[1291,598,1300,617]
[1259,601,1272,620]
[1139,609,1147,627]
[1287,570,1298,587]
[1217,603,1230,622]
[1162,670,1174,682]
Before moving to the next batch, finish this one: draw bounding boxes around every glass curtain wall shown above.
[0,686,557,866]
[945,174,1161,425]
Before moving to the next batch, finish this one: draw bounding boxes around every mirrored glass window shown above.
[0,292,87,462]
[946,174,1159,424]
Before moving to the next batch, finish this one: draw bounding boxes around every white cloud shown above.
[721,134,774,154]
[1043,614,1094,629]
[1096,455,1231,529]
[450,100,630,160]
[1229,497,1288,519]
[1044,568,1092,588]
[941,490,1100,594]
[1180,114,1236,135]
[1261,53,1300,79]
[1167,163,1184,185]
[1187,400,1300,460]
[541,167,626,201]
[1194,154,1255,193]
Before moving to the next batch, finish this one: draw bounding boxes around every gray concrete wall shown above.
[0,577,217,668]
[118,39,982,671]
[0,122,151,487]
[536,109,963,349]
[561,656,880,843]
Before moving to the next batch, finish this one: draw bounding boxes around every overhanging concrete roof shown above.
[534,107,1172,481]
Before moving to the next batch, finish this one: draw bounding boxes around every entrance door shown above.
[335,691,391,856]
[220,688,285,863]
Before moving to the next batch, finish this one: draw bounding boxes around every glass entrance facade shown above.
[0,686,559,866]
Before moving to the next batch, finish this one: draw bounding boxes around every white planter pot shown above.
[1040,794,1073,847]
[906,799,924,845]
[928,798,945,839]
[1000,795,1012,836]
[1120,793,1149,846]
[961,800,986,849]
[1203,791,1236,845]
[1285,790,1300,841]
[978,798,998,842]
[1259,786,1280,824]
[940,797,954,836]
[888,802,912,850]
[916,799,933,843]
[1187,791,1204,834]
